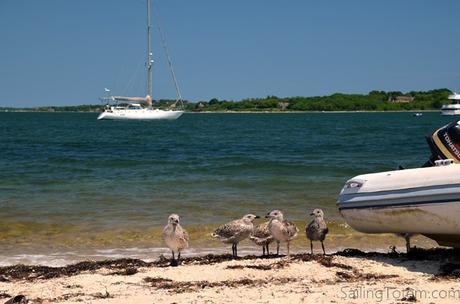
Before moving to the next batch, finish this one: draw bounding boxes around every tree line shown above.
[187,88,452,112]
[0,89,452,112]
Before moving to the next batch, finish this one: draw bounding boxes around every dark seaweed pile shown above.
[0,248,458,282]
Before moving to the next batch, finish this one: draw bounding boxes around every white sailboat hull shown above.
[337,163,460,247]
[97,109,183,120]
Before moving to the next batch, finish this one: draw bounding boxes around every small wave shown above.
[0,246,263,267]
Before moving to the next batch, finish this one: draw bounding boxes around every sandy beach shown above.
[1,248,460,303]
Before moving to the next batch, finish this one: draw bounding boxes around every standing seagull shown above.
[249,221,274,256]
[266,210,299,257]
[306,208,329,255]
[162,214,189,266]
[212,214,259,257]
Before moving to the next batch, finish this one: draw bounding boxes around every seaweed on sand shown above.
[437,263,460,278]
[336,247,460,261]
[143,276,298,294]
[0,258,152,281]
[1,248,454,282]
[225,259,290,270]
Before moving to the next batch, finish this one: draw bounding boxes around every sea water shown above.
[0,112,453,265]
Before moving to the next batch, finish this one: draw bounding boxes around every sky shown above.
[0,0,459,107]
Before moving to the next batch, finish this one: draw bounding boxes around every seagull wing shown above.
[213,220,244,239]
[182,227,190,243]
[283,220,299,239]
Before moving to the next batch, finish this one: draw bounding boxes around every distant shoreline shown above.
[0,88,451,113]
[188,109,439,114]
[0,109,439,114]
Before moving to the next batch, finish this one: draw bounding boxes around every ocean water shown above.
[0,112,454,265]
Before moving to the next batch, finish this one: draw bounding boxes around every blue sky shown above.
[0,0,459,107]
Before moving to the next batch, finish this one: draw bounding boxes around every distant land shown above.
[0,88,451,112]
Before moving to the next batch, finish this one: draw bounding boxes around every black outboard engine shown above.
[425,121,460,167]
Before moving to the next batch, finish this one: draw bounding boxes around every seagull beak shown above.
[265,214,270,219]
[310,213,314,216]
[255,215,260,219]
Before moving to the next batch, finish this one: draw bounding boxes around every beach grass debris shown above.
[0,248,456,283]
[0,293,11,299]
[438,263,460,277]
[0,258,152,281]
[401,294,417,302]
[335,270,399,282]
[107,267,138,276]
[143,276,298,293]
[3,295,27,304]
[225,259,290,271]
[336,247,459,261]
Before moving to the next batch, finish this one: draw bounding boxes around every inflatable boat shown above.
[338,121,460,247]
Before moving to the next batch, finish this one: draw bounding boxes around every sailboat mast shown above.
[146,0,153,101]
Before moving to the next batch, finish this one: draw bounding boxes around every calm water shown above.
[0,112,454,264]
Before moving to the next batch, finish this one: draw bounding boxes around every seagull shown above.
[266,210,299,257]
[306,208,329,255]
[162,214,189,266]
[212,214,259,257]
[249,221,274,256]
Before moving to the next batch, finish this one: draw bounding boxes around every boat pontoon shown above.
[338,121,460,248]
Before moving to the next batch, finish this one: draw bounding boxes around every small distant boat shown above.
[97,0,183,121]
[440,92,460,116]
[413,112,423,117]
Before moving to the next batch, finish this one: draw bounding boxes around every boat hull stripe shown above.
[338,197,460,210]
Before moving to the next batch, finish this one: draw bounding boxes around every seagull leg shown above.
[276,241,280,256]
[235,243,238,257]
[321,241,326,255]
[266,244,270,256]
[231,244,235,257]
[170,251,178,266]
[310,241,313,255]
[262,245,266,256]
[178,251,181,264]
[405,235,411,253]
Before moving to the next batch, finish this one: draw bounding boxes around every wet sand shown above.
[1,248,460,303]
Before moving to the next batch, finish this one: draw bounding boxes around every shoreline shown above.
[1,248,459,303]
[0,233,438,267]
[0,110,440,113]
[187,109,439,114]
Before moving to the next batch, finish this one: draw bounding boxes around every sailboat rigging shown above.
[97,0,184,120]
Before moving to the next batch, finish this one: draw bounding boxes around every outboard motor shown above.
[425,121,460,166]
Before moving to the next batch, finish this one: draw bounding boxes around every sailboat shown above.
[97,0,184,120]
